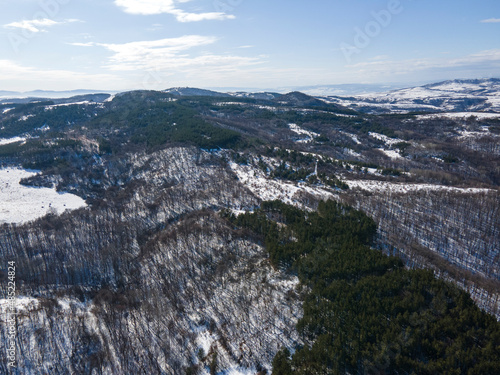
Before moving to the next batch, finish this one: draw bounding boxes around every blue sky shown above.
[0,0,499,91]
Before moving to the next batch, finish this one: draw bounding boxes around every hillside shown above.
[323,78,500,114]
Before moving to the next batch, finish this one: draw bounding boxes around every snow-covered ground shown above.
[340,131,361,145]
[44,101,92,110]
[377,148,403,159]
[0,168,86,224]
[368,132,403,145]
[0,136,26,146]
[229,162,335,208]
[0,296,39,312]
[323,79,500,113]
[417,112,500,120]
[18,114,35,121]
[345,179,493,194]
[288,123,319,143]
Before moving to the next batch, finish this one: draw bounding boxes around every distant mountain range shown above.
[2,79,500,114]
[322,78,500,114]
[0,89,114,101]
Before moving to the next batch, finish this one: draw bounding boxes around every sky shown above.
[0,0,499,92]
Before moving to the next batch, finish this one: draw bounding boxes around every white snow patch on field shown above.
[0,136,26,145]
[288,123,319,143]
[19,114,35,121]
[345,179,493,194]
[196,329,218,356]
[368,132,403,145]
[44,101,92,110]
[0,296,39,312]
[417,112,500,120]
[229,162,335,208]
[0,168,86,224]
[340,131,362,144]
[378,148,403,159]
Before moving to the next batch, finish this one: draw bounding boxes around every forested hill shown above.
[225,201,500,374]
[0,89,499,374]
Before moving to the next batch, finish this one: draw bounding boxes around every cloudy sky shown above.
[0,0,499,92]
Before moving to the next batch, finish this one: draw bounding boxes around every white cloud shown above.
[480,18,500,23]
[114,0,234,21]
[74,35,262,74]
[68,42,95,47]
[98,35,218,70]
[69,35,264,89]
[0,60,122,91]
[4,18,80,33]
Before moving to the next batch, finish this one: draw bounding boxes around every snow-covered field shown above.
[345,179,494,194]
[417,112,500,120]
[0,168,86,224]
[0,136,26,146]
[323,79,500,113]
[288,123,319,143]
[377,148,403,159]
[368,132,403,145]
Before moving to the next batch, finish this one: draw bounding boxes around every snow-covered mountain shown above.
[322,78,500,114]
[0,89,114,101]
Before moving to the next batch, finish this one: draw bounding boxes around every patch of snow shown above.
[345,148,361,158]
[368,132,403,145]
[44,101,93,110]
[229,162,336,209]
[378,148,403,159]
[0,167,87,224]
[288,123,319,143]
[417,112,500,120]
[225,367,259,375]
[2,108,14,114]
[345,179,493,194]
[340,131,362,144]
[37,124,50,132]
[0,296,39,312]
[0,136,26,146]
[456,129,494,139]
[18,114,35,121]
[196,329,219,356]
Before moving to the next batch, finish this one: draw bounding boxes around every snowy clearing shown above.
[417,112,500,120]
[369,132,403,145]
[229,162,335,208]
[340,131,362,144]
[0,168,87,224]
[0,296,39,312]
[288,123,319,143]
[0,136,26,146]
[18,114,35,121]
[44,101,93,110]
[345,179,494,194]
[378,148,403,159]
